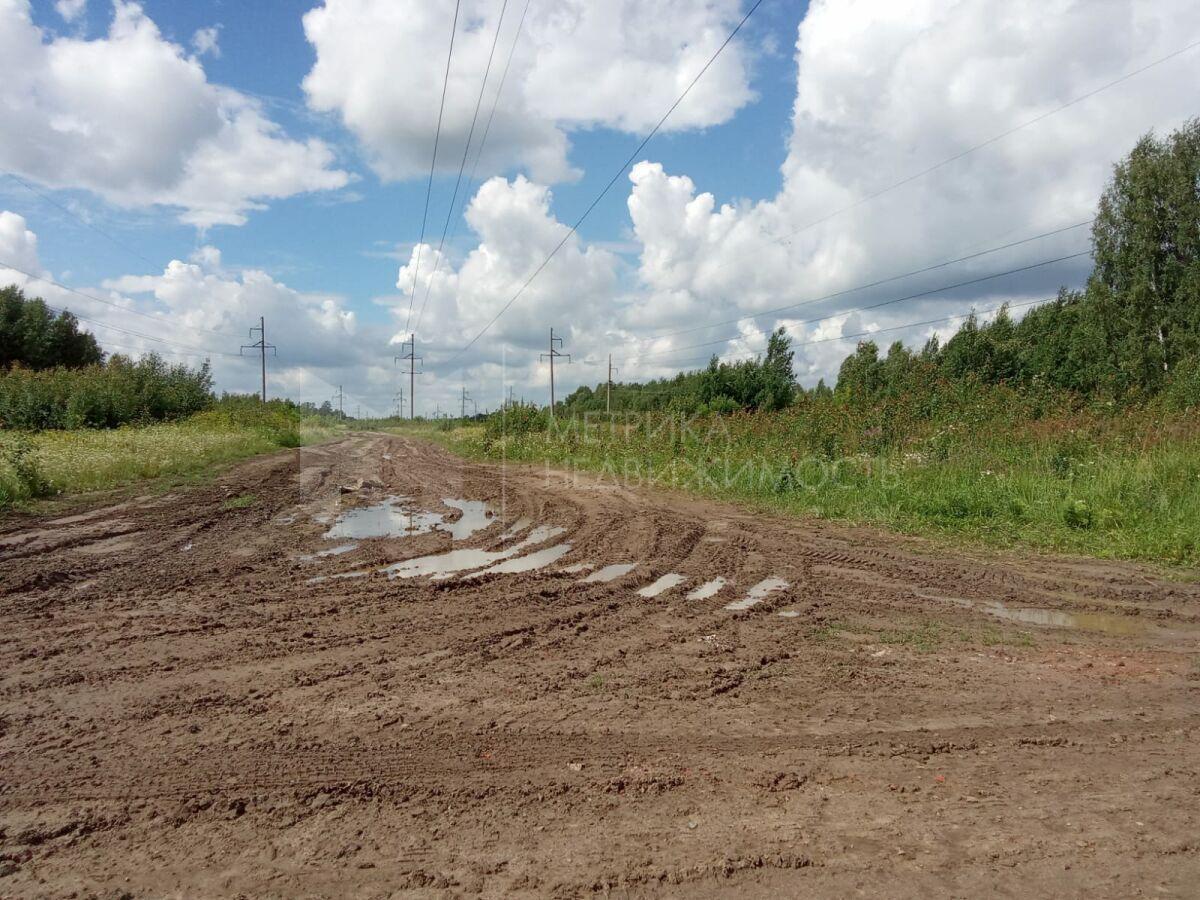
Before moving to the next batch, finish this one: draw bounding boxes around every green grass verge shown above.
[0,419,339,510]
[390,415,1200,569]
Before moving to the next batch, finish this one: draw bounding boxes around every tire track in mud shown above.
[3,432,1200,897]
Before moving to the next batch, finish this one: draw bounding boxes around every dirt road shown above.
[1,433,1198,897]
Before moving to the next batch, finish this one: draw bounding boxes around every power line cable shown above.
[3,172,159,268]
[405,0,464,333]
[40,301,240,358]
[415,0,532,339]
[450,0,766,361]
[701,292,1079,372]
[619,249,1092,365]
[643,218,1092,342]
[0,264,241,356]
[0,258,245,342]
[414,0,512,334]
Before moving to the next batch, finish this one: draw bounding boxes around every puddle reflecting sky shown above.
[637,573,687,598]
[322,496,495,542]
[981,601,1147,635]
[687,577,727,601]
[725,577,789,611]
[385,525,566,579]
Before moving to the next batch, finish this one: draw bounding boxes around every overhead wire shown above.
[3,172,159,268]
[405,0,464,333]
[449,0,767,361]
[414,0,513,334]
[642,218,1093,342]
[413,0,532,336]
[685,290,1083,374]
[618,249,1092,365]
[0,259,246,342]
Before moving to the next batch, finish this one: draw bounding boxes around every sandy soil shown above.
[1,433,1198,898]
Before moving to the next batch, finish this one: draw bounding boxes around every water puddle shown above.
[581,563,638,584]
[468,543,572,577]
[559,562,594,574]
[384,525,566,579]
[497,517,532,542]
[440,500,495,540]
[297,543,358,562]
[687,577,727,601]
[777,610,800,618]
[980,601,1147,635]
[725,577,789,611]
[637,573,687,598]
[323,496,495,541]
[919,591,1151,636]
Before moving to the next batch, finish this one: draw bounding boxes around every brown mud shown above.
[1,433,1198,897]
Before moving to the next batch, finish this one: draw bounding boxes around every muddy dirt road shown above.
[1,433,1198,897]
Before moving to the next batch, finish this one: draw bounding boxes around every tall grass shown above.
[408,381,1200,566]
[0,397,340,508]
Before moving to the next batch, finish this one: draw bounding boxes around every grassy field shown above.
[394,400,1200,568]
[0,414,340,510]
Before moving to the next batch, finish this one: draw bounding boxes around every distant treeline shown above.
[559,119,1200,417]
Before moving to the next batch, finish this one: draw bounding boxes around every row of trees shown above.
[837,121,1200,405]
[561,328,796,415]
[560,119,1199,416]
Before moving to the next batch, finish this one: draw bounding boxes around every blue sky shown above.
[11,0,799,332]
[1,1,1197,415]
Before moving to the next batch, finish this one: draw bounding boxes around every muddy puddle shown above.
[920,591,1152,635]
[725,577,789,611]
[322,497,495,542]
[637,573,687,598]
[687,577,727,601]
[981,600,1148,634]
[297,543,358,562]
[386,525,567,580]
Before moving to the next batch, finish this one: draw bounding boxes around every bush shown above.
[0,431,51,502]
[0,354,213,430]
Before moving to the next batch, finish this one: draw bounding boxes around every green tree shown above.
[0,285,104,370]
[1090,119,1200,390]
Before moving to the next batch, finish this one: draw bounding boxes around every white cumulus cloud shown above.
[302,0,756,183]
[0,0,349,228]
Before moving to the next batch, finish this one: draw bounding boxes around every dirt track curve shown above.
[2,432,1198,897]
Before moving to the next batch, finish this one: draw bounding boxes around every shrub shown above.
[0,354,213,430]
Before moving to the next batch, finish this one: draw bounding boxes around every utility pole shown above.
[355,404,361,420]
[395,334,422,420]
[240,316,276,402]
[332,385,344,417]
[460,385,473,420]
[607,353,619,414]
[393,387,404,419]
[506,385,515,408]
[540,327,570,418]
